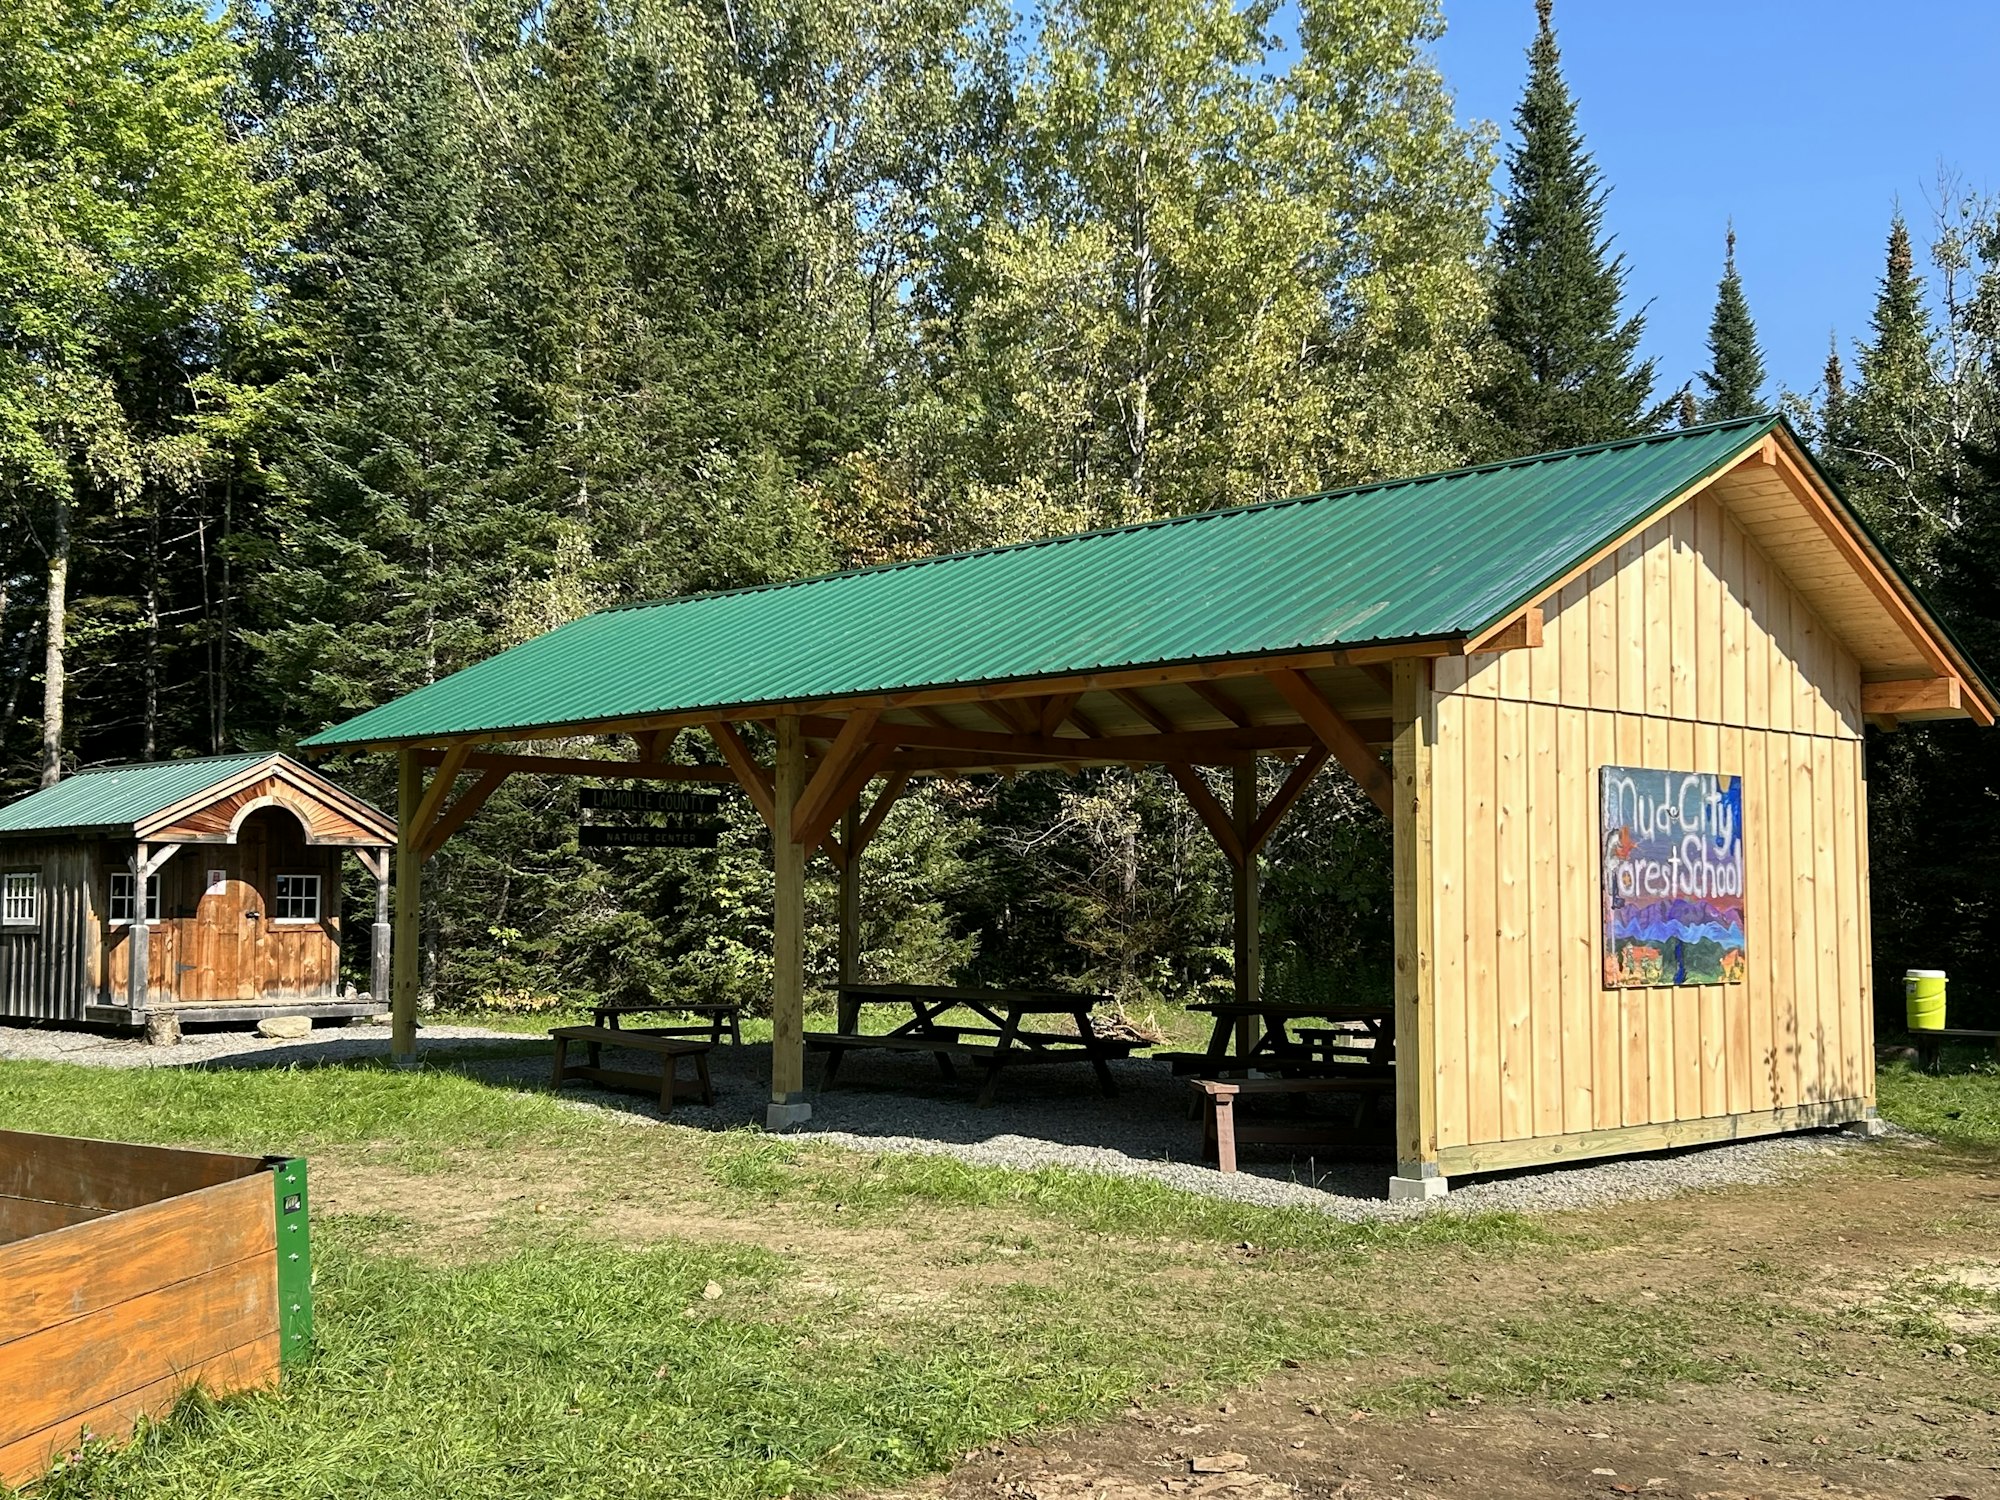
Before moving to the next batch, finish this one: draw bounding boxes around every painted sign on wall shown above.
[1601,766,1746,988]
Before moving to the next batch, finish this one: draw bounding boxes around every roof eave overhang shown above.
[301,634,1473,756]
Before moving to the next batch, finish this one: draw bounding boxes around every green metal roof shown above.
[0,753,279,836]
[304,416,1783,749]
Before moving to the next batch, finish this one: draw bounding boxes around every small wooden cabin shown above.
[0,754,395,1030]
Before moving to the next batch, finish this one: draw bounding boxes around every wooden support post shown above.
[391,751,423,1067]
[837,802,861,986]
[768,716,810,1128]
[128,843,151,1023]
[368,849,392,1007]
[1389,658,1443,1197]
[1232,760,1260,1056]
[128,841,178,1037]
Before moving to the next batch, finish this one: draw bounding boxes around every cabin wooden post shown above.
[367,850,392,1008]
[768,716,810,1127]
[1230,759,1260,1053]
[836,801,860,986]
[1388,658,1442,1199]
[390,752,422,1066]
[127,844,152,1023]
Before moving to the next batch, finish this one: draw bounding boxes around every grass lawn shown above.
[3,1050,1997,1499]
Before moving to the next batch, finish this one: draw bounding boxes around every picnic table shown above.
[808,982,1150,1106]
[590,1000,741,1045]
[1161,1000,1396,1078]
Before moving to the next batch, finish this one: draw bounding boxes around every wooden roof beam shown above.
[1248,745,1329,854]
[409,748,736,783]
[1464,606,1544,655]
[1860,676,1963,721]
[1112,687,1180,734]
[1183,679,1251,728]
[1265,669,1393,816]
[860,717,1359,763]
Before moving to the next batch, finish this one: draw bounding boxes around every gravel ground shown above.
[0,1019,1873,1220]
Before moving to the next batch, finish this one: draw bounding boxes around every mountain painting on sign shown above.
[1601,767,1747,988]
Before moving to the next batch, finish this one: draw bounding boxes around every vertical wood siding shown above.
[1424,488,1871,1158]
[0,842,100,1022]
[103,808,343,1008]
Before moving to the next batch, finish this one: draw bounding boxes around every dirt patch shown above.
[887,1370,1996,1500]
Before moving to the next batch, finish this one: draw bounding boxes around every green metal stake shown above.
[269,1157,314,1366]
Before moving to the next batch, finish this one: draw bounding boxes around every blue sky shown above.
[1427,0,2000,406]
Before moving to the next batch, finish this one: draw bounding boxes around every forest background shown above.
[5,0,1998,1025]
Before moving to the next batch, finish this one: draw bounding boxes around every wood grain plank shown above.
[1589,709,1623,1131]
[1463,693,1501,1146]
[0,1333,279,1490]
[1558,702,1593,1135]
[1433,692,1469,1151]
[0,1173,273,1346]
[0,1254,277,1448]
[1495,694,1532,1143]
[1529,701,1563,1140]
[0,1132,261,1215]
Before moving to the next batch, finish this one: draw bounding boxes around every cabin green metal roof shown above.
[0,753,279,836]
[303,416,1783,749]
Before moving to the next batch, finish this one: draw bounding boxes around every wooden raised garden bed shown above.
[0,1130,312,1486]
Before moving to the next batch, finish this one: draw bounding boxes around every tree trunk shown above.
[40,494,69,787]
[143,499,161,760]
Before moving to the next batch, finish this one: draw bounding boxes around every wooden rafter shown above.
[913,706,956,731]
[1265,669,1393,815]
[1112,687,1178,734]
[1184,679,1251,727]
[1038,692,1083,735]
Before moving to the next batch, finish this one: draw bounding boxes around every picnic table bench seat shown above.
[590,1000,742,1045]
[1193,1074,1395,1174]
[550,1025,714,1111]
[1909,1026,2000,1073]
[815,983,1150,1105]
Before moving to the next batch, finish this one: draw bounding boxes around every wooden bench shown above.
[550,1026,713,1111]
[1910,1026,2000,1074]
[591,1001,742,1045]
[1193,1075,1395,1174]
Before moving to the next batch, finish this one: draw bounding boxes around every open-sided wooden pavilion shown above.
[303,415,1994,1196]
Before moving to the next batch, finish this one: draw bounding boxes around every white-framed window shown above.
[109,872,162,924]
[273,874,320,922]
[2,871,39,928]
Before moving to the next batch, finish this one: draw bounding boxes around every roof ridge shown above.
[591,414,1781,621]
[69,749,280,777]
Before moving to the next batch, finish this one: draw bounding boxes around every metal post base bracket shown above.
[1387,1173,1448,1201]
[766,1099,812,1130]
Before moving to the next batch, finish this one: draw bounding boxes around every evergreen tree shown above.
[1832,216,1947,577]
[1480,0,1656,457]
[1698,225,1766,419]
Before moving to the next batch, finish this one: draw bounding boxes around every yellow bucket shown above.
[1905,969,1947,1033]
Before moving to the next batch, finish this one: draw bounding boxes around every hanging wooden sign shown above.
[579,787,725,816]
[578,825,722,850]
